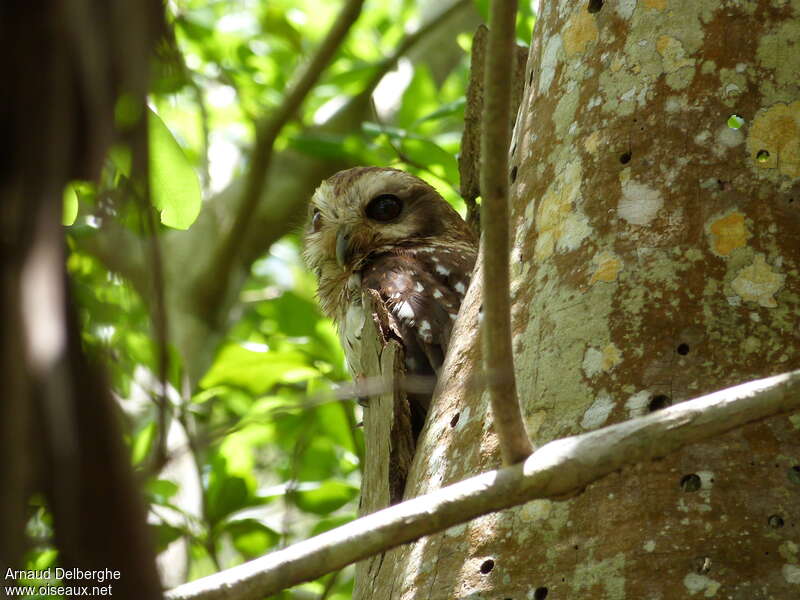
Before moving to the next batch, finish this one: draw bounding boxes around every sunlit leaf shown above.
[148,108,202,230]
[396,65,438,129]
[225,519,279,557]
[131,421,157,465]
[26,548,58,571]
[147,479,180,505]
[62,183,79,226]
[413,97,466,126]
[200,344,318,395]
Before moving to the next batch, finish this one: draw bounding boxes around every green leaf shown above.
[109,144,132,177]
[131,421,157,465]
[400,138,459,182]
[115,93,145,129]
[148,109,202,230]
[200,344,318,395]
[396,65,438,129]
[224,519,279,557]
[314,400,354,452]
[294,437,340,482]
[207,475,250,525]
[62,183,79,226]
[151,523,184,552]
[147,479,180,504]
[256,291,323,337]
[413,98,466,126]
[26,548,58,571]
[473,0,489,22]
[289,132,360,161]
[294,480,358,515]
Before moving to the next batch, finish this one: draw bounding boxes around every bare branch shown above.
[166,370,800,600]
[479,0,532,464]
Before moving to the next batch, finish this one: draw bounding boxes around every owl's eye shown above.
[365,194,402,222]
[310,209,322,233]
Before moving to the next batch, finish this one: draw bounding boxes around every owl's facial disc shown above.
[334,194,405,269]
[335,228,351,268]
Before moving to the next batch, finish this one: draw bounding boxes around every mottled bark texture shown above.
[358,1,800,598]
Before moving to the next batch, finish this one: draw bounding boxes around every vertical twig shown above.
[479,0,533,464]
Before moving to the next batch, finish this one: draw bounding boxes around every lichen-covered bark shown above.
[361,1,800,598]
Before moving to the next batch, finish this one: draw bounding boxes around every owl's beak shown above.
[335,229,351,268]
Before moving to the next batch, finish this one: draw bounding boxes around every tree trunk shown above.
[357,1,800,597]
[0,4,164,596]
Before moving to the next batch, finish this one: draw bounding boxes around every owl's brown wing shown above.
[361,247,474,434]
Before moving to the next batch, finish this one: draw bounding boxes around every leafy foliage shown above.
[22,1,536,597]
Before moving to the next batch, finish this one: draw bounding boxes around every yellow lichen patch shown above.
[584,132,601,154]
[730,254,786,308]
[602,343,622,371]
[535,162,583,260]
[591,251,623,283]
[583,130,602,155]
[643,0,667,9]
[707,211,750,257]
[563,8,598,58]
[656,35,695,73]
[582,344,621,378]
[746,101,800,178]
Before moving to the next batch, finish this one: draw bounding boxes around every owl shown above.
[304,167,478,437]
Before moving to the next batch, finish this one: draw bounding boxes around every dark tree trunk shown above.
[1,4,166,598]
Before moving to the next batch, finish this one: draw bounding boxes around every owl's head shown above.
[303,167,474,317]
[304,166,472,270]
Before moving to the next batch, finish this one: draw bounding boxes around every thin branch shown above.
[166,370,800,600]
[142,189,171,472]
[199,0,365,320]
[318,570,342,600]
[479,0,532,464]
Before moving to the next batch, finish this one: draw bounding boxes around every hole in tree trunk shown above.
[648,395,671,412]
[680,473,702,492]
[587,0,604,13]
